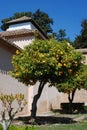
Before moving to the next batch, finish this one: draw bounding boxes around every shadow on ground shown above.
[14,116,76,125]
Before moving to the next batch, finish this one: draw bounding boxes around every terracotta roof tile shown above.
[6,16,32,25]
[0,29,36,37]
[0,36,21,50]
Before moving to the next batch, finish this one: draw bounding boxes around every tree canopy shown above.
[1,9,53,35]
[33,9,53,34]
[11,39,84,86]
[73,19,87,48]
[55,29,66,41]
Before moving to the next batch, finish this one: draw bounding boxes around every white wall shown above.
[7,22,35,31]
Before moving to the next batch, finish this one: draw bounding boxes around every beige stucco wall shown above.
[9,36,34,49]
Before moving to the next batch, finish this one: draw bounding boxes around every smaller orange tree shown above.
[57,65,87,100]
[0,93,27,130]
[11,39,84,119]
[55,65,87,113]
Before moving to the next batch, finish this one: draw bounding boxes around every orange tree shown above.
[56,65,87,103]
[55,65,87,113]
[11,39,84,119]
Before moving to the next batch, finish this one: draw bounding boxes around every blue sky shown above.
[0,0,87,41]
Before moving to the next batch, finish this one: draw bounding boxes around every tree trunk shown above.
[2,121,8,130]
[31,80,46,119]
[68,96,73,114]
[68,89,76,114]
[1,120,13,130]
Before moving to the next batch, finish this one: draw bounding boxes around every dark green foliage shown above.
[56,29,66,41]
[53,29,72,44]
[74,19,87,48]
[33,9,53,34]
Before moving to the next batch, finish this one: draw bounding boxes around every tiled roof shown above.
[0,36,21,50]
[0,29,36,37]
[5,16,32,25]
